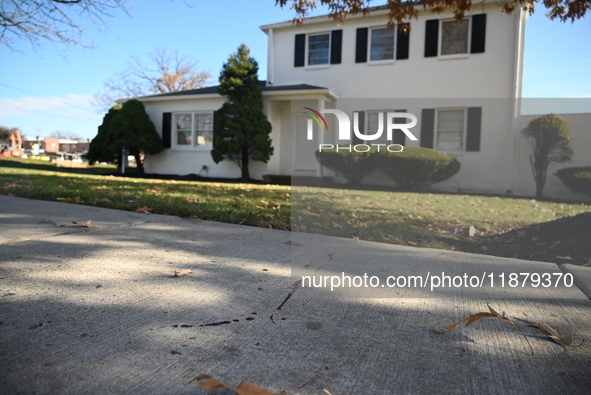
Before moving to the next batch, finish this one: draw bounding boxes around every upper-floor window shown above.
[308,33,330,65]
[424,14,486,58]
[441,20,469,55]
[356,24,409,63]
[174,112,213,148]
[370,27,395,61]
[294,30,342,68]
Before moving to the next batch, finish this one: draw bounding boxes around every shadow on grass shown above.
[0,157,117,175]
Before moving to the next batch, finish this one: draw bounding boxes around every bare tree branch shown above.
[0,0,128,51]
[276,0,590,25]
[94,47,212,112]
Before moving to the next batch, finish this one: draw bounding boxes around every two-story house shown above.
[136,3,590,200]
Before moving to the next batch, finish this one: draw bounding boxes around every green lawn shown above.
[1,157,590,250]
[292,187,591,249]
[0,157,291,229]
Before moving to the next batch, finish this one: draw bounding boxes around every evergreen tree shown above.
[87,106,120,167]
[107,99,164,174]
[211,44,273,182]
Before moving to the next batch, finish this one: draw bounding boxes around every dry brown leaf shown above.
[72,220,94,228]
[433,304,533,355]
[173,269,192,277]
[263,213,275,219]
[531,320,584,347]
[189,374,285,395]
[136,205,153,214]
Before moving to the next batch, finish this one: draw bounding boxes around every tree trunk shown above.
[117,150,124,174]
[531,154,547,199]
[241,147,250,182]
[134,152,144,174]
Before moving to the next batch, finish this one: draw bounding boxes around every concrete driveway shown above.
[1,195,590,394]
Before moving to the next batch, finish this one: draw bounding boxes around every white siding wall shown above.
[267,6,523,99]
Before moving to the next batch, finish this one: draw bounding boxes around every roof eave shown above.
[135,88,338,103]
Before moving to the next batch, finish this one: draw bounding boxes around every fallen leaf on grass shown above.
[190,374,286,394]
[312,222,328,230]
[173,269,192,277]
[72,220,94,228]
[136,205,153,214]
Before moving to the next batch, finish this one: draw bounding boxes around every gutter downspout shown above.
[507,7,527,195]
[267,28,274,86]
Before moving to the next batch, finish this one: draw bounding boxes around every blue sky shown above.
[0,1,589,140]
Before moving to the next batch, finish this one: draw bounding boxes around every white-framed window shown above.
[308,33,330,66]
[436,109,466,151]
[440,19,470,56]
[366,111,388,143]
[369,26,395,62]
[174,112,213,149]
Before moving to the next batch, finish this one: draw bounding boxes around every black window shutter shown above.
[294,33,306,67]
[212,110,218,147]
[466,107,482,151]
[392,109,407,145]
[396,24,410,60]
[353,111,364,144]
[162,112,171,148]
[470,14,486,54]
[424,19,439,57]
[355,27,368,63]
[330,30,342,64]
[420,109,435,148]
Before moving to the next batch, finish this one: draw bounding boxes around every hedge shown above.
[316,146,460,189]
[315,147,378,185]
[556,166,591,198]
[374,146,460,190]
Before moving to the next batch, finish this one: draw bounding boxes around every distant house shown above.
[136,3,590,200]
[22,137,91,159]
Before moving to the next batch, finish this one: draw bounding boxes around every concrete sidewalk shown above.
[0,195,590,394]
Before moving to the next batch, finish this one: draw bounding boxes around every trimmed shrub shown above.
[315,147,378,185]
[522,114,573,198]
[375,146,460,190]
[556,167,591,198]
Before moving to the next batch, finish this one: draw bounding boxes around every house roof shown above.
[136,81,329,99]
[134,81,337,102]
